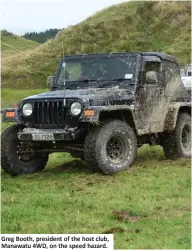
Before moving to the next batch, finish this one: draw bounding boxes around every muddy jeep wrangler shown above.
[1,52,191,176]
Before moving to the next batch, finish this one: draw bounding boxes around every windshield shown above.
[56,56,137,88]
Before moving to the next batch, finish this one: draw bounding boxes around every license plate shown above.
[32,134,54,141]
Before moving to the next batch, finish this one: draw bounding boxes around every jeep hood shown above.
[23,87,135,106]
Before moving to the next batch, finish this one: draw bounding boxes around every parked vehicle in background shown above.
[180,64,192,93]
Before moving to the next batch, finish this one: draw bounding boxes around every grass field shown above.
[1,90,191,249]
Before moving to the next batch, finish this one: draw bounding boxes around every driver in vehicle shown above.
[80,62,108,80]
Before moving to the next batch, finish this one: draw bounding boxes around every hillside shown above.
[1,30,39,57]
[2,1,191,89]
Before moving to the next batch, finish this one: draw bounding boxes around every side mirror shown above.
[146,71,158,84]
[47,76,55,90]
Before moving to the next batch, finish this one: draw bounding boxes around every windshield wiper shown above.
[76,79,98,83]
[60,79,98,89]
[98,78,129,88]
[111,78,129,81]
[59,78,130,89]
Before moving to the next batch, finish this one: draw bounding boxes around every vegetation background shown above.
[1,1,191,89]
[1,1,191,249]
[1,30,39,57]
[22,28,62,44]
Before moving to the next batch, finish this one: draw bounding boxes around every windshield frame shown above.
[54,53,140,89]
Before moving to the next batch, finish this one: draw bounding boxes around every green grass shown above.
[1,89,191,249]
[1,88,47,108]
[1,31,39,57]
[1,1,191,89]
[1,147,191,249]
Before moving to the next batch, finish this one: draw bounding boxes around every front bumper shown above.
[17,128,82,141]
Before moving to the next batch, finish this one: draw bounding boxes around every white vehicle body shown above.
[180,64,192,92]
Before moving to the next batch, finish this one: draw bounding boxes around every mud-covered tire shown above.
[84,120,137,174]
[1,125,49,176]
[162,113,191,159]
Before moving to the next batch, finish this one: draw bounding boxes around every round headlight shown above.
[70,102,82,116]
[22,103,33,116]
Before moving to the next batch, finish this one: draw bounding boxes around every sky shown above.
[1,0,129,35]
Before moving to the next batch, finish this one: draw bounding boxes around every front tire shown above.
[1,125,49,176]
[162,113,191,159]
[84,120,137,174]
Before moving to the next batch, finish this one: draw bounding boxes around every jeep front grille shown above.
[34,101,64,125]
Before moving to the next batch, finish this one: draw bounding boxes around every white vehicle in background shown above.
[180,64,192,93]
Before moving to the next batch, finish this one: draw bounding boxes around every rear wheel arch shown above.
[178,106,191,116]
[164,105,191,131]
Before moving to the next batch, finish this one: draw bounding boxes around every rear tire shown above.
[84,120,137,174]
[1,125,49,176]
[162,113,191,159]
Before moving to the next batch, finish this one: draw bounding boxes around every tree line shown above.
[22,28,62,43]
